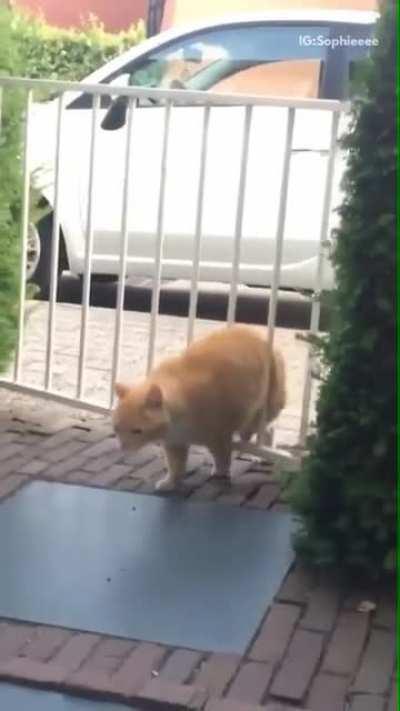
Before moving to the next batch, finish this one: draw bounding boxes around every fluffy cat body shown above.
[113,325,286,490]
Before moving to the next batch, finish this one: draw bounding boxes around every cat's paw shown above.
[155,476,176,492]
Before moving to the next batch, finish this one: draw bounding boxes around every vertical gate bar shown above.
[146,101,172,373]
[298,109,340,446]
[77,92,99,399]
[45,93,64,390]
[227,105,253,326]
[257,106,295,445]
[110,97,136,407]
[187,105,211,345]
[14,89,33,382]
[266,107,295,347]
[186,106,211,345]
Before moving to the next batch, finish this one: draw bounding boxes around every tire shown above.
[28,213,67,299]
[91,275,119,284]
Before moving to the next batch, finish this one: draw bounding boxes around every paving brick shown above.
[0,624,35,662]
[205,701,265,711]
[44,453,92,479]
[159,649,204,684]
[387,682,396,711]
[0,656,67,684]
[249,603,301,663]
[301,581,340,632]
[15,433,45,446]
[111,643,166,696]
[139,678,207,709]
[122,444,160,469]
[374,589,395,629]
[322,611,369,675]
[227,661,273,704]
[187,451,208,472]
[79,637,135,674]
[233,471,279,488]
[65,470,95,485]
[0,474,28,500]
[270,629,324,702]
[217,488,254,505]
[51,633,100,673]
[74,427,109,443]
[68,667,114,695]
[40,440,87,464]
[32,428,82,451]
[0,455,29,478]
[0,432,19,446]
[17,459,49,476]
[20,627,72,662]
[342,589,378,612]
[115,477,142,492]
[82,438,120,459]
[245,484,280,509]
[349,694,385,711]
[270,502,290,513]
[277,565,315,605]
[132,458,166,484]
[183,467,212,489]
[352,630,395,695]
[91,464,132,488]
[0,442,27,462]
[206,700,296,711]
[307,673,349,711]
[82,450,123,473]
[194,653,241,697]
[190,480,227,501]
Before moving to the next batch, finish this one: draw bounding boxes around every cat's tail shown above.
[266,348,287,423]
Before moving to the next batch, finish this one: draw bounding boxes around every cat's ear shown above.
[146,384,163,408]
[115,382,129,400]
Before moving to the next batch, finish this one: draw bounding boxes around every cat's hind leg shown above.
[156,444,189,491]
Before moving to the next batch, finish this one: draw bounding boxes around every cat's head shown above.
[112,381,169,451]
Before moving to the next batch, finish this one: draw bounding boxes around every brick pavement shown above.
[0,400,396,710]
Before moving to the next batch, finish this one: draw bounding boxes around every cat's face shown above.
[113,382,169,451]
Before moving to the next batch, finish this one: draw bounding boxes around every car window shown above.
[211,60,322,98]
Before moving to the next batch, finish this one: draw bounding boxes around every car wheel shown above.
[91,275,119,284]
[28,213,67,299]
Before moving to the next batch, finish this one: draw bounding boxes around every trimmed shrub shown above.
[290,2,396,579]
[11,11,146,81]
[0,6,23,373]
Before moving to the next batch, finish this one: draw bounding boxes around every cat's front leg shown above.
[156,444,189,491]
[209,438,232,480]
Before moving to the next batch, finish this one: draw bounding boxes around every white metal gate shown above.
[0,76,345,466]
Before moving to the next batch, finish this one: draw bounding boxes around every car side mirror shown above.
[101,95,128,131]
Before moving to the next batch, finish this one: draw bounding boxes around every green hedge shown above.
[290,2,396,580]
[0,7,23,373]
[11,11,146,81]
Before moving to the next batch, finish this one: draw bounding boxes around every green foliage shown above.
[290,2,396,579]
[11,11,146,82]
[0,6,23,373]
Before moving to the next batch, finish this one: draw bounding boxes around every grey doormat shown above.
[0,683,138,710]
[0,481,295,653]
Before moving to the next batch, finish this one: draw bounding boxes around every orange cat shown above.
[113,325,286,490]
